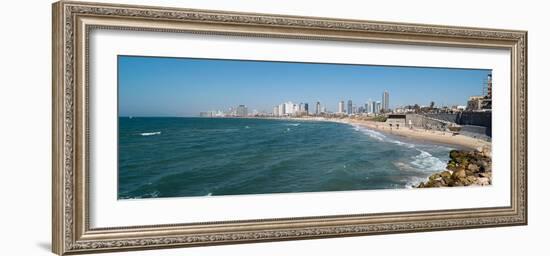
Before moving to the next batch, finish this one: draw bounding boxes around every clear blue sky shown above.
[118,55,490,117]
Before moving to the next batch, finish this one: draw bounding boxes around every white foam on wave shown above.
[140,131,161,136]
[126,190,160,199]
[351,123,449,187]
[405,176,430,188]
[205,192,212,196]
[352,125,415,148]
[410,150,447,172]
[285,123,301,127]
[353,125,386,141]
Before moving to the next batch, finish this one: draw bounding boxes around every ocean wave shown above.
[394,150,448,188]
[405,176,429,188]
[122,190,160,199]
[352,125,415,148]
[353,125,386,141]
[410,150,447,172]
[140,131,161,136]
[284,123,301,127]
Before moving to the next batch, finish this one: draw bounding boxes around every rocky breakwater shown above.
[416,148,492,188]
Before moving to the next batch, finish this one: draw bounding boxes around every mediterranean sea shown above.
[118,117,452,199]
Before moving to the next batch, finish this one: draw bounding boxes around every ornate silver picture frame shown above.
[52,1,527,255]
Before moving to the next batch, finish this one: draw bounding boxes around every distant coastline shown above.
[211,115,491,152]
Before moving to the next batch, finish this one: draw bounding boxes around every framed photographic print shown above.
[52,1,527,255]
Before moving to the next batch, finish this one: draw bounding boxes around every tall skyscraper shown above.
[347,100,353,115]
[273,106,279,116]
[315,101,321,115]
[284,102,296,115]
[278,103,285,116]
[486,74,492,98]
[236,105,248,117]
[304,103,309,114]
[365,102,372,113]
[375,101,381,114]
[338,101,345,113]
[382,91,389,112]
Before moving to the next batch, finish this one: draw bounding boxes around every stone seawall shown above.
[419,112,492,138]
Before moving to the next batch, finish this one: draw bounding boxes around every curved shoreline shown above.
[262,116,490,152]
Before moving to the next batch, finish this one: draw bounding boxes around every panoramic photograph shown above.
[117,56,493,199]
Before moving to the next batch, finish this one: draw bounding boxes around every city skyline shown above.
[119,55,491,117]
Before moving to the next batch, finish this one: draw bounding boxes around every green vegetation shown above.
[371,115,387,122]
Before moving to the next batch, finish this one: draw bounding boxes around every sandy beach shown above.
[272,116,491,152]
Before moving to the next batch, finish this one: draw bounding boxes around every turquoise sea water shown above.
[118,117,453,199]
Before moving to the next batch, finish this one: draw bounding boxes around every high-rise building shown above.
[273,106,279,116]
[382,91,389,112]
[467,96,484,111]
[374,101,381,114]
[347,100,353,115]
[365,101,372,113]
[481,74,493,110]
[283,102,295,115]
[488,74,493,98]
[338,101,345,113]
[236,105,248,117]
[304,103,309,114]
[316,101,321,115]
[278,103,285,116]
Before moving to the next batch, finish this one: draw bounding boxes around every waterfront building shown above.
[316,101,321,115]
[236,105,248,117]
[283,102,295,115]
[373,101,381,114]
[347,100,353,115]
[304,103,309,114]
[481,74,492,110]
[467,96,484,111]
[382,90,390,112]
[273,106,279,116]
[386,114,406,129]
[278,103,285,116]
[485,74,493,98]
[338,101,345,113]
[321,106,327,113]
[365,101,372,113]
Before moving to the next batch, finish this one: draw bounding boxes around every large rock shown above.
[467,164,480,173]
[452,169,466,179]
[416,148,492,189]
[476,177,491,186]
